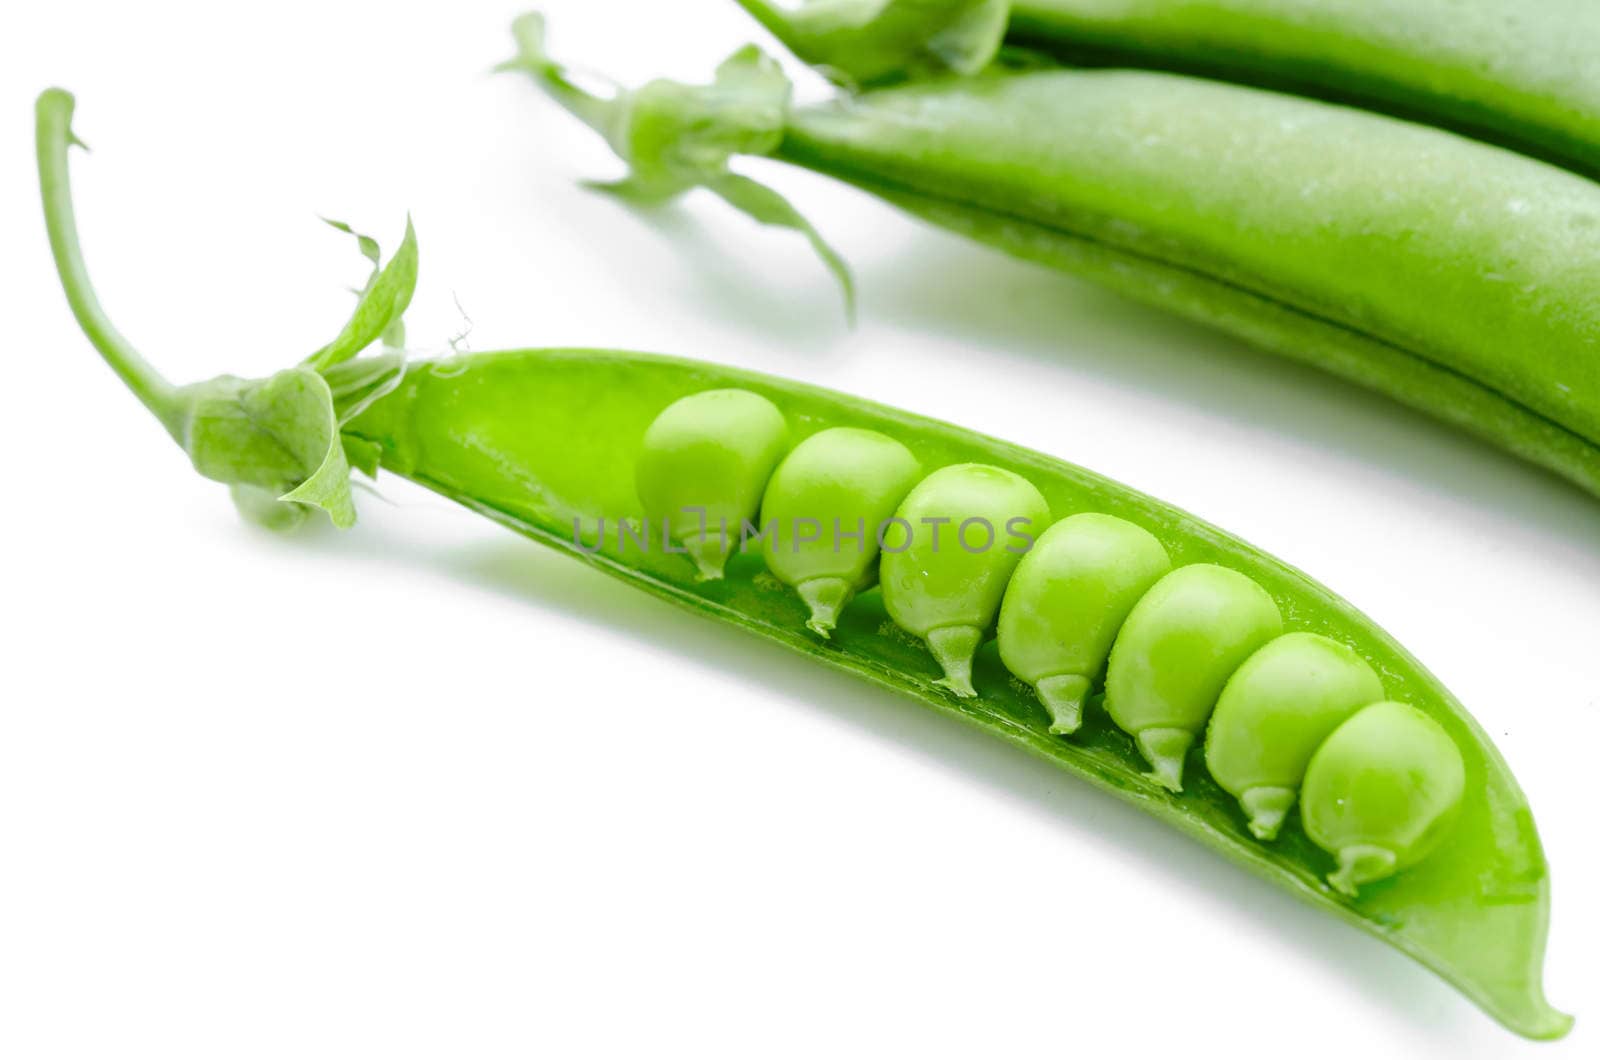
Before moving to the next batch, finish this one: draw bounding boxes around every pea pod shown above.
[38,88,1570,1039]
[730,1,1600,184]
[1003,1,1600,183]
[508,14,1600,500]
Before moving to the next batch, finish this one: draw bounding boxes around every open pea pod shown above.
[38,88,1569,1040]
[505,13,1600,502]
[340,349,1568,1039]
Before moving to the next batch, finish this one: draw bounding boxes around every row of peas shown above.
[634,389,1466,897]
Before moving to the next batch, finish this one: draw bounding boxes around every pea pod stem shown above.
[36,88,182,438]
[498,13,618,145]
[499,13,856,317]
[36,89,417,531]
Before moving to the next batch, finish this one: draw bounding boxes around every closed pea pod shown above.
[1002,0,1600,183]
[1204,632,1384,841]
[735,0,1600,185]
[635,388,789,580]
[880,463,1049,698]
[1302,701,1467,897]
[759,427,921,636]
[517,16,1600,500]
[1106,564,1282,791]
[996,512,1171,735]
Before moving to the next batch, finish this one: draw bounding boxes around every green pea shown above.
[1204,633,1385,841]
[1105,564,1282,791]
[759,427,921,637]
[1301,700,1467,896]
[880,463,1050,698]
[635,388,789,580]
[996,512,1172,736]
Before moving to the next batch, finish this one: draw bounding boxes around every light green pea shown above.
[1302,700,1467,897]
[1105,564,1282,792]
[880,463,1051,698]
[996,513,1172,736]
[1204,633,1385,841]
[635,389,789,580]
[759,427,922,637]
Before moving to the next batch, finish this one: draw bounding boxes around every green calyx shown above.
[500,12,854,316]
[177,368,361,530]
[36,88,414,531]
[732,0,1011,87]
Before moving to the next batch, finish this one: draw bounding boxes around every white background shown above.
[2,2,1597,1056]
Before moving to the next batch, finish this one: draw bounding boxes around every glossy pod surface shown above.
[1007,0,1600,181]
[343,348,1566,1038]
[512,19,1600,499]
[779,70,1600,461]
